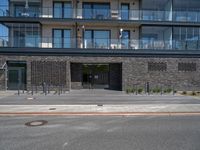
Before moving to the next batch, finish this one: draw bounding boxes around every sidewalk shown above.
[0,104,200,116]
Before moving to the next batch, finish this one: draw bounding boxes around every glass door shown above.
[121,4,129,20]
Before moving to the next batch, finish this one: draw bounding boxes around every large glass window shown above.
[53,29,71,48]
[121,4,129,20]
[173,0,200,22]
[173,27,200,50]
[53,2,72,18]
[83,3,110,19]
[121,30,130,49]
[14,4,40,17]
[84,30,110,48]
[11,23,40,47]
[140,26,172,49]
[141,0,171,21]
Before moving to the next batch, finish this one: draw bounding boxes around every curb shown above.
[1,112,200,116]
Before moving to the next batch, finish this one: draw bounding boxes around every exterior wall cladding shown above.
[0,56,200,91]
[1,0,200,91]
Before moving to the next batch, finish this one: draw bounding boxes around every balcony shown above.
[1,36,200,51]
[1,5,200,23]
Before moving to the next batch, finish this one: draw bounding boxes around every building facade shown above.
[0,0,200,91]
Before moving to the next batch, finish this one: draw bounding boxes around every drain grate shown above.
[25,120,48,127]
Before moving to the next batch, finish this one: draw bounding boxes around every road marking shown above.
[0,112,200,116]
[63,142,68,148]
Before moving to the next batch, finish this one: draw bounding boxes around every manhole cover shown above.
[25,120,48,127]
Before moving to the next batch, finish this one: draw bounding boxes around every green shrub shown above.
[137,88,143,94]
[191,91,196,96]
[152,87,161,93]
[164,88,172,93]
[126,87,132,94]
[182,91,187,95]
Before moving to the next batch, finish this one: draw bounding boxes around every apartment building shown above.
[0,0,200,91]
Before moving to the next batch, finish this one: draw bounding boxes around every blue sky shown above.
[1,0,8,6]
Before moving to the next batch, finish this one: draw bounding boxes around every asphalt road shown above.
[0,94,199,105]
[0,116,200,150]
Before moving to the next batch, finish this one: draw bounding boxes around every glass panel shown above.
[93,4,110,19]
[84,30,92,48]
[83,3,110,19]
[83,4,92,19]
[121,4,129,20]
[63,30,71,48]
[121,30,130,49]
[64,2,72,18]
[93,31,110,48]
[15,6,24,17]
[25,31,39,47]
[8,69,19,90]
[54,3,62,18]
[53,30,62,48]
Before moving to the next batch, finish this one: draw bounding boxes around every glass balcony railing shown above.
[1,36,200,51]
[1,5,200,23]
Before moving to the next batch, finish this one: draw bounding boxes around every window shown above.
[178,63,196,72]
[148,62,167,71]
[12,23,40,47]
[83,3,110,19]
[173,27,199,50]
[53,2,72,18]
[14,4,40,17]
[141,26,172,49]
[121,30,130,49]
[121,4,129,20]
[53,29,71,48]
[84,30,110,48]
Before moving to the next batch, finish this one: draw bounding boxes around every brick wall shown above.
[0,55,199,91]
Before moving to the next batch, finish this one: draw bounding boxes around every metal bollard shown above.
[31,85,33,95]
[18,84,20,96]
[173,86,175,95]
[48,85,50,94]
[136,85,138,95]
[44,84,47,95]
[58,86,60,95]
[22,84,24,94]
[35,85,38,94]
[146,82,150,95]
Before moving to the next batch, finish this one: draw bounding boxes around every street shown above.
[0,89,199,105]
[0,115,200,150]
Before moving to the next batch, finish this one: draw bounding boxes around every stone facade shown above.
[0,55,200,91]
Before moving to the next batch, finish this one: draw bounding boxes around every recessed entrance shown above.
[71,63,122,91]
[7,61,27,90]
[82,64,109,89]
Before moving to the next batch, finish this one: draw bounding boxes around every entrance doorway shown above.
[7,61,26,90]
[82,64,109,89]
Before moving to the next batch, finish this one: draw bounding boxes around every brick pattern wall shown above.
[0,55,199,91]
[31,61,67,86]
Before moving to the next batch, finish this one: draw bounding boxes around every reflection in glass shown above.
[83,3,110,19]
[84,30,110,48]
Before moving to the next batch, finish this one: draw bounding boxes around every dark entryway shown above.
[7,61,26,90]
[82,64,109,89]
[71,63,122,91]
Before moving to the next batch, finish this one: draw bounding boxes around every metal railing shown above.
[1,5,200,22]
[1,36,200,50]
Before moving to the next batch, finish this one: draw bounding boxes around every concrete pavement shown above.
[0,104,200,116]
[0,90,200,115]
